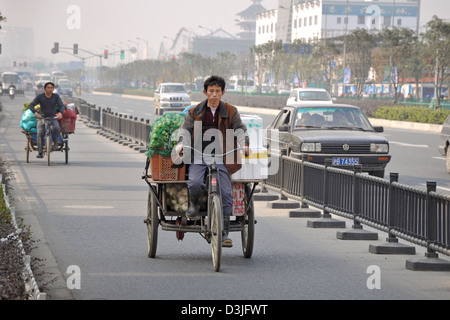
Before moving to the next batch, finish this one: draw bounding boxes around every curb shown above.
[1,175,45,300]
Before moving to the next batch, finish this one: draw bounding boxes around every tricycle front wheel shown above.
[46,134,51,166]
[146,189,159,258]
[209,194,223,272]
[241,186,255,258]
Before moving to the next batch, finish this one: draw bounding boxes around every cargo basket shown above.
[150,154,186,181]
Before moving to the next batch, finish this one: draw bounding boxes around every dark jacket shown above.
[28,93,65,118]
[178,100,249,175]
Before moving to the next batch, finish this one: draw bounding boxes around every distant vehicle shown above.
[266,104,391,178]
[34,82,45,96]
[58,80,73,97]
[287,88,335,106]
[184,83,197,91]
[1,71,21,92]
[438,114,450,173]
[227,77,256,93]
[9,85,15,100]
[154,83,191,115]
[34,73,52,85]
[52,70,67,85]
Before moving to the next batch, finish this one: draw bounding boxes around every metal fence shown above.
[68,98,151,153]
[266,152,450,259]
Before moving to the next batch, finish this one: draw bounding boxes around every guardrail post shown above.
[337,165,378,240]
[369,173,416,254]
[289,154,321,218]
[267,149,299,209]
[406,181,450,271]
[307,159,346,228]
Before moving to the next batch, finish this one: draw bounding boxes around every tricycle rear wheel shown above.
[64,136,69,164]
[26,140,30,163]
[146,189,159,258]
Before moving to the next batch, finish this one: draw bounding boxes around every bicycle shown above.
[143,146,258,272]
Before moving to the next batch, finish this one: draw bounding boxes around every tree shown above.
[404,39,427,99]
[379,27,417,103]
[312,40,340,92]
[252,44,270,94]
[346,28,378,98]
[422,16,450,106]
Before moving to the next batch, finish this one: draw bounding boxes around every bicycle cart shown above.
[22,116,74,166]
[142,150,260,272]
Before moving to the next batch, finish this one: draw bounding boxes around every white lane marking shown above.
[63,205,114,209]
[389,141,429,148]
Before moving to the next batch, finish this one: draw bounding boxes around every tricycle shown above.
[142,148,259,272]
[22,116,72,166]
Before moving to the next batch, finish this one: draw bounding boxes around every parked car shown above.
[438,114,450,173]
[266,104,391,177]
[287,88,335,106]
[154,83,191,115]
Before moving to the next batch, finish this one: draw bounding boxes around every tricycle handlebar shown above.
[180,146,245,157]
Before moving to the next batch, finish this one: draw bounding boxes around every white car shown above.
[154,83,191,115]
[287,88,335,106]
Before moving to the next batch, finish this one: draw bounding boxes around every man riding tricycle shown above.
[143,76,260,272]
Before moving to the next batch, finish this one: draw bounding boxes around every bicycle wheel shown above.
[64,135,69,164]
[241,185,255,258]
[146,188,159,258]
[209,194,223,272]
[26,140,30,163]
[46,135,51,166]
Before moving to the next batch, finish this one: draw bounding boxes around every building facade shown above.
[256,0,420,45]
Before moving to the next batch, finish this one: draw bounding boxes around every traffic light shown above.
[73,43,78,54]
[54,42,59,53]
[104,49,108,59]
[120,50,125,60]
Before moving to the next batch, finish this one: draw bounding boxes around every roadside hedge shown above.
[374,106,450,125]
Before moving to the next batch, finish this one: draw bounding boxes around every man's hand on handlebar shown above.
[34,113,62,120]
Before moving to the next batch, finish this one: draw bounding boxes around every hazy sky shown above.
[1,0,278,62]
[1,0,449,64]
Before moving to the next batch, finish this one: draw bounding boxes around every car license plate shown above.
[172,103,181,107]
[332,157,359,166]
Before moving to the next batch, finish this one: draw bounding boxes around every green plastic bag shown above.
[147,113,184,158]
